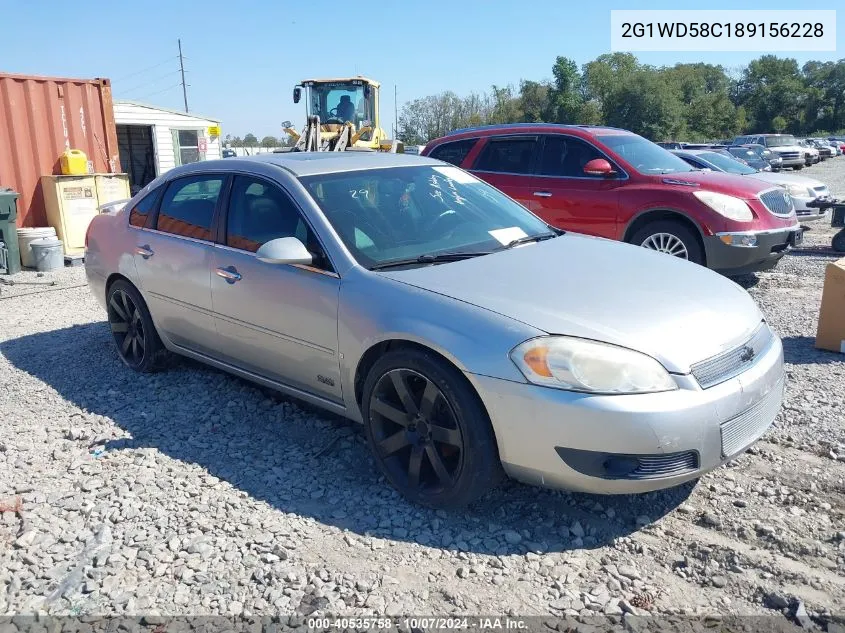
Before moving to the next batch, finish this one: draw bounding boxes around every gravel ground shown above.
[1,160,844,629]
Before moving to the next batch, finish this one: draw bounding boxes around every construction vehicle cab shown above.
[285,77,401,153]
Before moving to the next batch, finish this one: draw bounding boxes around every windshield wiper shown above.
[496,232,559,250]
[369,251,491,271]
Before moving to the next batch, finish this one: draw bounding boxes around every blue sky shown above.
[1,0,840,139]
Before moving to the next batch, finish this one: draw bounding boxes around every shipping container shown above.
[0,73,121,228]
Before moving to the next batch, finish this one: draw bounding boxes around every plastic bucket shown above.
[17,226,57,268]
[30,237,64,272]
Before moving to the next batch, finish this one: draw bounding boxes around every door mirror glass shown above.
[256,237,313,265]
[293,87,302,104]
[583,158,615,177]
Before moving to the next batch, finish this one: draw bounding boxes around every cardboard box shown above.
[815,256,845,354]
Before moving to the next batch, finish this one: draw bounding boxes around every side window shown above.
[428,139,477,166]
[537,136,605,177]
[128,186,162,228]
[473,137,537,174]
[226,176,332,271]
[156,175,223,241]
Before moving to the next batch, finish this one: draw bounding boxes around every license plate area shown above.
[789,230,804,247]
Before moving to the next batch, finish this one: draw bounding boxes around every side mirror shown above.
[583,158,615,177]
[293,87,302,104]
[256,237,313,266]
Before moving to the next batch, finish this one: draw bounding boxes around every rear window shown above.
[427,139,477,166]
[128,186,162,228]
[473,137,537,174]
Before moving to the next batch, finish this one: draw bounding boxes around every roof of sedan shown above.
[222,151,442,176]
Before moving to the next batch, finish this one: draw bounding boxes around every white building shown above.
[113,101,221,195]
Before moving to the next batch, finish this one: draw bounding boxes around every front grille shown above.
[720,378,783,457]
[691,323,774,389]
[779,151,800,160]
[759,189,795,217]
[627,451,699,479]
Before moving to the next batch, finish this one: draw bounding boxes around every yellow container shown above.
[60,149,89,175]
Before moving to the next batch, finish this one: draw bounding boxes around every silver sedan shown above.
[84,153,784,508]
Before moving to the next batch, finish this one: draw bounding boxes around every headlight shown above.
[693,191,754,221]
[510,337,677,394]
[782,183,809,197]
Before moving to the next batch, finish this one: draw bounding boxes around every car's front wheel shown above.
[106,280,169,372]
[631,220,704,265]
[793,165,804,171]
[362,348,502,509]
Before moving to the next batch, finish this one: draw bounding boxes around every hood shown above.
[656,170,774,201]
[770,145,805,153]
[744,171,825,190]
[379,235,763,374]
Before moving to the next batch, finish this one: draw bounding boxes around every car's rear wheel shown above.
[793,165,804,171]
[107,280,169,372]
[362,348,502,509]
[631,221,704,265]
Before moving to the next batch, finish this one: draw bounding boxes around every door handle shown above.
[533,191,552,198]
[135,244,154,259]
[215,266,242,284]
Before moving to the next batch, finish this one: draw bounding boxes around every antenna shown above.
[178,39,189,112]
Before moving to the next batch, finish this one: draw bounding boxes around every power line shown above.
[118,69,183,96]
[112,57,179,83]
[129,82,184,102]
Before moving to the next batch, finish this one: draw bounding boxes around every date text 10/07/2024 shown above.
[306,617,528,630]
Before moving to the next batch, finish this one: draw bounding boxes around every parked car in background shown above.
[809,139,834,159]
[733,134,805,170]
[726,146,772,171]
[797,139,820,165]
[736,144,783,171]
[423,124,802,275]
[656,141,683,149]
[222,148,237,158]
[672,149,829,221]
[84,152,786,507]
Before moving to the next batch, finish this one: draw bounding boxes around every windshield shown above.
[300,166,551,269]
[597,134,693,174]
[767,135,797,147]
[698,151,758,174]
[307,82,374,128]
[729,147,759,161]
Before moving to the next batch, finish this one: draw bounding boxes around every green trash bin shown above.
[0,188,22,274]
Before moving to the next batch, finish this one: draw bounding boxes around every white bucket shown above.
[18,226,57,268]
[30,237,64,272]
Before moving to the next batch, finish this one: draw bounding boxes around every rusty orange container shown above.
[0,73,121,228]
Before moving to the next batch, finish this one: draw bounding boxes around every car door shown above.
[467,135,538,209]
[131,173,225,356]
[210,174,342,403]
[527,135,622,238]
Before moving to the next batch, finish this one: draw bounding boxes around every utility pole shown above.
[394,84,398,139]
[178,39,188,113]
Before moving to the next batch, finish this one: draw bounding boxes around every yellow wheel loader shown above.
[280,77,403,153]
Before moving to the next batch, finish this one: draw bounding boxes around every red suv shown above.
[422,124,803,275]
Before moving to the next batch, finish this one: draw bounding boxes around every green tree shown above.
[548,56,584,122]
[772,115,787,132]
[582,52,639,114]
[243,133,258,147]
[604,70,685,140]
[519,80,552,122]
[734,56,807,133]
[228,136,243,148]
[260,135,279,148]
